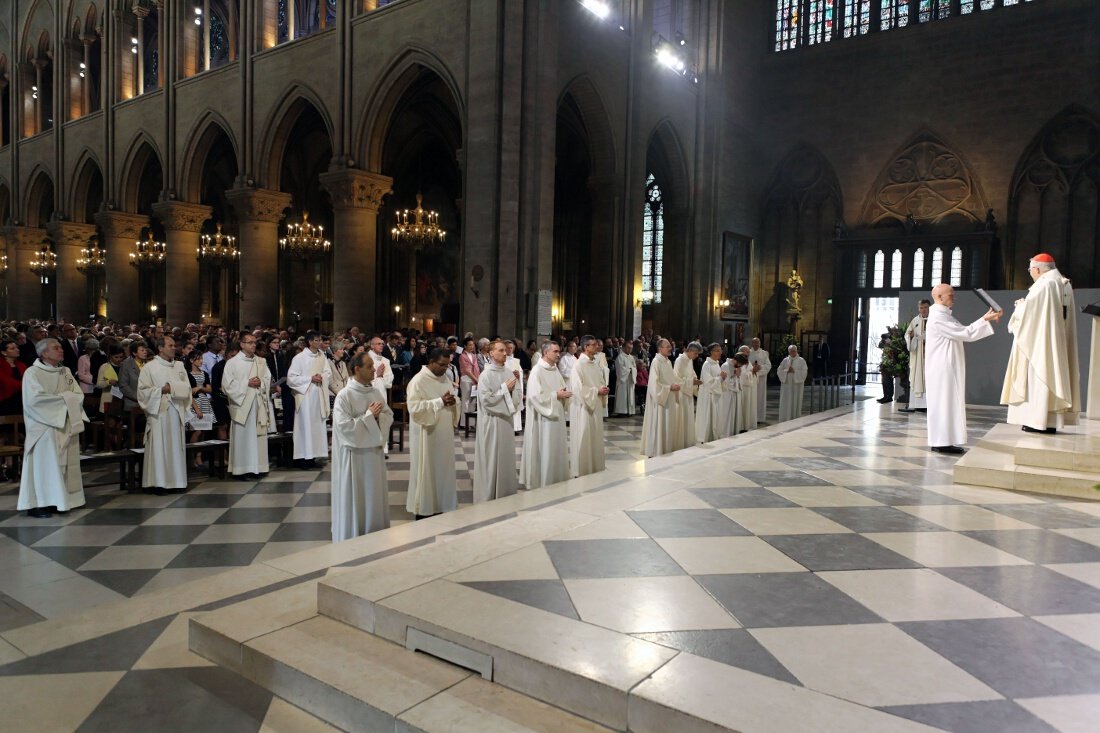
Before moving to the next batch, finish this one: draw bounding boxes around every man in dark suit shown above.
[60,323,81,377]
[18,325,44,368]
[265,334,294,433]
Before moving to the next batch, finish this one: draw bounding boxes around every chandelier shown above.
[279,212,331,261]
[197,223,239,267]
[0,254,7,277]
[77,238,107,276]
[29,245,57,277]
[391,193,445,246]
[130,231,166,270]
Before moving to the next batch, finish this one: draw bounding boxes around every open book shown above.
[974,288,1003,313]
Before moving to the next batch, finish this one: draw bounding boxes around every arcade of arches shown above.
[0,0,1097,376]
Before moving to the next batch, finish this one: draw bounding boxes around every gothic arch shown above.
[860,128,988,226]
[118,134,164,213]
[69,149,104,223]
[646,119,690,212]
[557,75,616,178]
[179,112,240,202]
[18,0,53,54]
[24,167,55,227]
[1007,105,1100,288]
[256,85,335,188]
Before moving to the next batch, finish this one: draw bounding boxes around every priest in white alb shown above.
[287,331,332,467]
[736,348,757,432]
[695,343,727,442]
[570,335,610,477]
[904,299,931,412]
[139,336,194,494]
[748,338,771,424]
[18,339,88,518]
[673,342,702,447]
[641,339,682,457]
[521,342,572,489]
[721,353,742,437]
[926,283,1001,453]
[222,333,273,478]
[614,341,638,416]
[369,335,395,453]
[505,339,525,433]
[595,347,611,418]
[406,348,461,518]
[777,344,808,423]
[331,351,394,540]
[474,340,521,503]
[1002,253,1080,434]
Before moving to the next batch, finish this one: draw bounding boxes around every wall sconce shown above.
[636,290,655,308]
[716,298,730,310]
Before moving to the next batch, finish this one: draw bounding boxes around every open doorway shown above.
[865,296,899,385]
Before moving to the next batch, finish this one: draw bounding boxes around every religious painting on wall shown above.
[721,232,752,320]
[415,244,459,318]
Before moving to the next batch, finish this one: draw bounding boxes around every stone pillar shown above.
[47,221,97,323]
[225,187,291,329]
[95,211,148,325]
[587,175,618,336]
[152,201,211,325]
[319,170,392,332]
[4,227,48,320]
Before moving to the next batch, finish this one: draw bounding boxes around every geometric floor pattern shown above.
[1,395,1098,731]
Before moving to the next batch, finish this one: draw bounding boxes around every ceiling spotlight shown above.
[581,0,610,20]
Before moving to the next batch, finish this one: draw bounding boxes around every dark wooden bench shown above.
[389,401,407,452]
[79,450,141,491]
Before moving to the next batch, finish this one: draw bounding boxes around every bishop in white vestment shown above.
[926,284,1000,452]
[474,342,521,503]
[223,337,273,477]
[287,333,332,462]
[18,339,89,516]
[695,345,727,443]
[905,300,931,410]
[1002,254,1080,433]
[521,345,572,490]
[673,344,702,448]
[406,349,461,517]
[331,353,394,540]
[748,339,772,423]
[614,343,638,416]
[139,337,193,492]
[570,338,610,477]
[641,342,681,458]
[777,345,808,423]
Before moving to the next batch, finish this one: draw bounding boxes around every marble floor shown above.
[2,393,1099,732]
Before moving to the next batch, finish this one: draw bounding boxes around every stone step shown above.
[954,444,1100,500]
[975,422,1100,472]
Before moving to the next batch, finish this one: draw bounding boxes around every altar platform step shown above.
[955,421,1100,499]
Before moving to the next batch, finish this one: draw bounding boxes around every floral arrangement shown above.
[878,324,910,378]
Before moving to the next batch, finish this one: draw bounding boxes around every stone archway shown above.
[642,120,691,336]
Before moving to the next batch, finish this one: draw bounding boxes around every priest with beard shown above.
[521,341,572,489]
[474,340,521,502]
[331,351,394,540]
[18,339,88,518]
[406,348,461,518]
[569,335,610,477]
[222,333,273,479]
[641,338,682,457]
[139,336,194,494]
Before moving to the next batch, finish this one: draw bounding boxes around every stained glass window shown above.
[807,1,836,45]
[278,0,289,43]
[890,249,902,289]
[775,0,799,51]
[211,12,230,68]
[950,247,963,286]
[642,174,664,305]
[912,248,925,288]
[857,251,868,289]
[880,0,908,30]
[873,250,885,288]
[843,0,871,37]
[932,247,944,282]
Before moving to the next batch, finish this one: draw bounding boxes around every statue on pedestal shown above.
[786,269,804,316]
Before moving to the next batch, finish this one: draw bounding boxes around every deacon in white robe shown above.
[641,342,681,458]
[474,342,521,503]
[614,343,638,416]
[570,337,610,477]
[673,343,703,448]
[18,339,89,516]
[695,344,727,442]
[596,349,611,418]
[737,349,758,432]
[287,332,332,462]
[406,349,461,517]
[1002,254,1081,433]
[368,336,395,404]
[721,357,742,437]
[505,341,525,433]
[521,344,572,490]
[223,338,273,477]
[331,353,394,540]
[139,337,193,493]
[925,284,1001,452]
[904,300,930,410]
[748,339,772,423]
[777,345,809,423]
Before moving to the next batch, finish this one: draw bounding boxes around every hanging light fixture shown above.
[77,237,107,276]
[130,231,166,270]
[0,254,7,277]
[279,212,331,261]
[29,244,57,280]
[197,223,239,267]
[391,193,445,246]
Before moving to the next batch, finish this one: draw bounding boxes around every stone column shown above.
[319,170,392,332]
[152,201,211,324]
[225,187,291,329]
[96,211,148,325]
[4,227,48,321]
[47,221,97,323]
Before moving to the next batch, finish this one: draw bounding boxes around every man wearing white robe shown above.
[570,335,610,477]
[474,341,521,503]
[904,300,931,411]
[721,355,742,437]
[1002,254,1081,433]
[926,284,1001,453]
[614,342,638,416]
[641,340,682,458]
[748,338,772,424]
[673,343,702,448]
[695,343,727,442]
[223,334,273,478]
[331,352,394,541]
[287,331,332,466]
[777,345,809,423]
[18,339,88,517]
[521,342,572,489]
[505,340,525,433]
[736,349,757,432]
[139,336,193,494]
[406,348,461,518]
[369,335,395,454]
[596,348,611,418]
